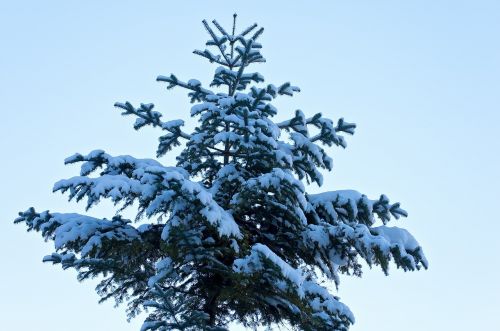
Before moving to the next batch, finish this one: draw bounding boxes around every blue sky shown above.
[1,1,499,330]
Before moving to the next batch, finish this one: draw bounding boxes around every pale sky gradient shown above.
[1,1,499,330]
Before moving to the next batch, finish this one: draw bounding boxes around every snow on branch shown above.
[303,222,428,275]
[211,66,264,91]
[114,102,191,155]
[194,17,265,69]
[15,208,169,319]
[303,190,426,276]
[15,208,140,258]
[156,74,214,103]
[303,280,354,327]
[233,243,354,328]
[115,102,163,129]
[278,111,355,148]
[272,111,356,185]
[308,190,408,226]
[55,150,241,239]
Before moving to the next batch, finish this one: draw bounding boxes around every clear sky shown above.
[1,1,499,330]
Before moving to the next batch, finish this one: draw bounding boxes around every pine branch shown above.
[202,20,232,66]
[115,102,163,129]
[193,49,231,67]
[156,74,214,102]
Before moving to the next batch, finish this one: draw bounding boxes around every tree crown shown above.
[16,15,427,331]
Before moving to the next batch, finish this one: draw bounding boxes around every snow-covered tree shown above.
[16,15,427,331]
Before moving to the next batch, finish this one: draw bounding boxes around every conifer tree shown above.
[16,15,427,331]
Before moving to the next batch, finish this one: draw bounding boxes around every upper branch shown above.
[156,74,214,103]
[202,19,232,66]
[278,111,355,148]
[114,102,191,156]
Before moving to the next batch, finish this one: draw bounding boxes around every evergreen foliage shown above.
[16,15,427,331]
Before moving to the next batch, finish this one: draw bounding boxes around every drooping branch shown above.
[53,150,242,239]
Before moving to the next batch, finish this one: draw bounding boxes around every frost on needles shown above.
[15,15,427,331]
